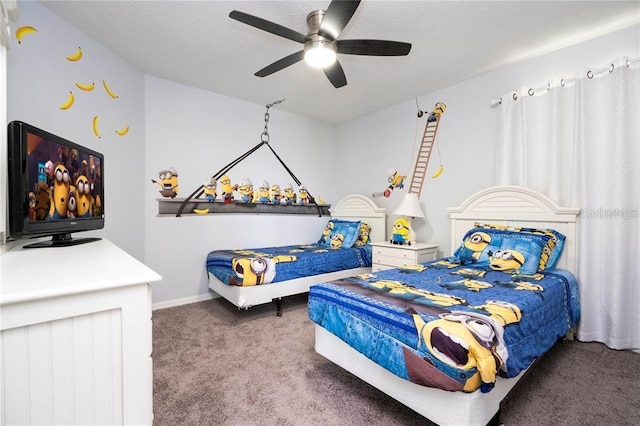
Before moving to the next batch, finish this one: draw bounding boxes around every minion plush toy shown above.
[220,174,234,204]
[391,217,411,245]
[237,178,254,203]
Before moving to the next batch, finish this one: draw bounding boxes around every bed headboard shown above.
[329,194,387,243]
[447,186,580,275]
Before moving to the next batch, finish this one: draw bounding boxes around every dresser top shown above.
[1,239,162,306]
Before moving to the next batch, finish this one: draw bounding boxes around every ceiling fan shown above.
[229,0,412,88]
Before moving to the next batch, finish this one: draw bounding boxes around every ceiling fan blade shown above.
[337,39,412,56]
[230,10,307,44]
[255,50,305,77]
[323,60,347,88]
[319,0,361,40]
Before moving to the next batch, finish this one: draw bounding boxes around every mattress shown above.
[206,243,372,286]
[308,260,580,393]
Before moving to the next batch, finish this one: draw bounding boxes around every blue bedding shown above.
[308,260,580,393]
[206,243,372,286]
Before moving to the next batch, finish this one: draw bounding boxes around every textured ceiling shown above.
[41,1,640,123]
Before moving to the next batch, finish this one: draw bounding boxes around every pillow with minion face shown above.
[474,223,566,270]
[453,227,547,274]
[318,219,362,249]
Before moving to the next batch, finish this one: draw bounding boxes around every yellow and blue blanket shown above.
[308,260,579,393]
[206,243,372,286]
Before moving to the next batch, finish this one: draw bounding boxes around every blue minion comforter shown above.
[308,260,580,393]
[206,243,372,287]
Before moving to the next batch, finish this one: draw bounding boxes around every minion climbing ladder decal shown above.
[408,102,446,197]
[374,102,446,199]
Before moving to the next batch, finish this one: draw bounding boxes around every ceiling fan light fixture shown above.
[304,40,337,68]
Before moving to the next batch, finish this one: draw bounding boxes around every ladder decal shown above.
[409,118,441,197]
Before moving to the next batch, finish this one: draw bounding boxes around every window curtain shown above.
[495,57,640,350]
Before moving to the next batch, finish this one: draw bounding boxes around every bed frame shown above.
[208,193,386,314]
[314,185,580,426]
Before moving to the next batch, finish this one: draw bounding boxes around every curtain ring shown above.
[528,88,534,96]
[609,64,614,73]
[547,82,551,92]
[498,97,502,105]
[512,92,518,101]
[560,78,565,87]
[627,58,630,68]
[587,70,594,79]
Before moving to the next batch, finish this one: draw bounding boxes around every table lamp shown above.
[392,192,425,245]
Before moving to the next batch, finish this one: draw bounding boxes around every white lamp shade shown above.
[393,193,425,218]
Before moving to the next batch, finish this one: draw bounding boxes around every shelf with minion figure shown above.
[255,180,270,204]
[236,178,254,203]
[298,184,314,204]
[270,183,282,205]
[282,183,296,205]
[157,176,331,216]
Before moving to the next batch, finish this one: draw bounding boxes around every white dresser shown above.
[371,241,439,272]
[0,239,162,425]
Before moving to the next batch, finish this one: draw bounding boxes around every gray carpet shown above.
[152,294,640,425]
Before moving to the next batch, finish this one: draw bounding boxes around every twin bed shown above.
[311,185,580,426]
[206,193,386,315]
[206,186,580,425]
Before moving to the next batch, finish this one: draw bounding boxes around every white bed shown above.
[314,185,580,426]
[208,193,386,314]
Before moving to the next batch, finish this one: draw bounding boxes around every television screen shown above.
[7,121,105,248]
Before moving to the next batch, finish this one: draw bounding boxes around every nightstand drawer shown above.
[374,254,417,268]
[373,246,415,260]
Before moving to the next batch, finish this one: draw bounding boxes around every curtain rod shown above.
[490,56,639,107]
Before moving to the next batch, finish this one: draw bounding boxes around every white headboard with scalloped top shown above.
[330,194,386,243]
[447,186,580,275]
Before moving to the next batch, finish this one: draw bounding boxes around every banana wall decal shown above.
[102,80,119,99]
[75,82,95,91]
[60,91,75,110]
[13,23,128,139]
[115,125,130,136]
[15,26,37,44]
[92,115,101,138]
[431,165,444,179]
[66,46,83,61]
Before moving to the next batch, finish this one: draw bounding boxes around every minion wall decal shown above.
[151,167,179,198]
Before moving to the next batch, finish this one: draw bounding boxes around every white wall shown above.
[6,0,146,259]
[336,24,640,257]
[145,76,337,305]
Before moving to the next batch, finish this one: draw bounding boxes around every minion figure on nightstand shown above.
[391,217,411,245]
[237,178,254,203]
[203,177,217,202]
[151,167,179,199]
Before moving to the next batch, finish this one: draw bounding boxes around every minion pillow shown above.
[353,222,372,247]
[452,227,548,274]
[474,223,566,270]
[318,219,362,249]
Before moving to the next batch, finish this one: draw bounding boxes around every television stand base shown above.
[24,234,102,249]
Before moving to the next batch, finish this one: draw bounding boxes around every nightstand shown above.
[370,241,439,272]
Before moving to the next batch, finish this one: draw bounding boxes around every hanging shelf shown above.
[157,198,331,216]
[159,100,330,218]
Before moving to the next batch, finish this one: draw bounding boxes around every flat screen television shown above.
[7,121,104,248]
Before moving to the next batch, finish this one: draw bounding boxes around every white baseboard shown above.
[152,292,217,311]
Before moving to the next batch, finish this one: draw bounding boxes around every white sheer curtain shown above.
[495,57,640,350]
